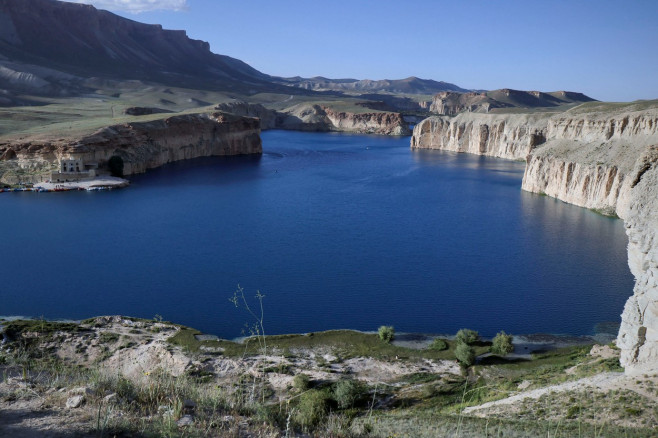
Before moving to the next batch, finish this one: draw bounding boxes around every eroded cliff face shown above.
[411,113,548,160]
[210,102,410,135]
[616,147,658,374]
[412,106,658,374]
[0,112,261,182]
[277,104,410,135]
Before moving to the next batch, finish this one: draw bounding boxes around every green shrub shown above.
[455,342,475,366]
[455,329,480,345]
[491,331,514,356]
[295,389,331,431]
[333,379,365,409]
[293,373,310,391]
[378,325,395,343]
[428,338,448,351]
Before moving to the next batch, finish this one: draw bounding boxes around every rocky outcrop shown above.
[412,105,658,374]
[0,112,261,182]
[616,146,658,374]
[214,101,277,129]
[429,91,497,115]
[277,104,410,135]
[411,113,548,160]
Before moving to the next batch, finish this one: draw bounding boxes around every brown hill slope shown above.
[0,0,282,93]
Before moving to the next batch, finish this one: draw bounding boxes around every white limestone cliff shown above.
[411,113,548,160]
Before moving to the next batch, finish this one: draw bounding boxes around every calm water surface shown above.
[0,130,633,337]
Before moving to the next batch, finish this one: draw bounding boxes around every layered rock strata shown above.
[214,101,277,129]
[0,112,261,182]
[411,106,658,375]
[277,104,410,135]
[411,113,548,160]
[213,102,410,135]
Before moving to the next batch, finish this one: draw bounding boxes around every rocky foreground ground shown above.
[1,316,657,437]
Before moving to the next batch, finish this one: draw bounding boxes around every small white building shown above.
[60,158,83,173]
[51,157,96,182]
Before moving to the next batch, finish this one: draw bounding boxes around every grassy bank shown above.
[0,317,655,437]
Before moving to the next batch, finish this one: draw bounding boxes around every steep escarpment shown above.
[412,104,658,375]
[616,146,658,374]
[411,113,548,160]
[277,104,410,135]
[0,112,261,182]
[522,110,658,212]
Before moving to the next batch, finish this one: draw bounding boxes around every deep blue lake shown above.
[1,130,633,338]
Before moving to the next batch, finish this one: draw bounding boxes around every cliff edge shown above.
[411,102,658,375]
[0,112,262,183]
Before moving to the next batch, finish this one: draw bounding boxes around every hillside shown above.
[277,75,469,95]
[430,89,596,115]
[0,0,283,94]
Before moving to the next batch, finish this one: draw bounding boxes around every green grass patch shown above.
[2,319,84,338]
[166,327,241,355]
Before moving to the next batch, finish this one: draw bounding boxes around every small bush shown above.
[428,338,448,351]
[295,389,331,431]
[378,325,395,343]
[98,332,119,344]
[491,331,514,356]
[333,379,365,409]
[455,329,480,345]
[455,342,475,366]
[293,373,310,391]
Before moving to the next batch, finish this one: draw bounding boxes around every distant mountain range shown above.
[430,89,596,115]
[0,0,595,112]
[275,76,470,95]
[0,0,280,94]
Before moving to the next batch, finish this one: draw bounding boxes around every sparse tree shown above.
[455,342,475,366]
[491,331,514,356]
[455,328,480,345]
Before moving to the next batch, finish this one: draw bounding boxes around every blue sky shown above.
[67,0,657,101]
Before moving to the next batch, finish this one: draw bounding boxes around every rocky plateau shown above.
[0,112,262,183]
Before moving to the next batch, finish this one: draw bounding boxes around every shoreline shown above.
[1,175,130,193]
[0,314,615,353]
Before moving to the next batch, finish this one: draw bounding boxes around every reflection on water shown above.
[0,131,633,338]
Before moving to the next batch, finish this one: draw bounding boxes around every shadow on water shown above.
[129,154,263,187]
